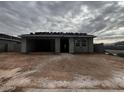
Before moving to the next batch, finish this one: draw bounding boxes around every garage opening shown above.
[60,38,69,53]
[31,39,55,52]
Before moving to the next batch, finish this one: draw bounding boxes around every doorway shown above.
[60,38,69,53]
[4,44,8,52]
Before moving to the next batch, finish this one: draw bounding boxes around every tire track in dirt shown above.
[35,54,74,71]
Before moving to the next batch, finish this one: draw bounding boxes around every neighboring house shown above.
[104,41,124,50]
[0,33,21,52]
[20,32,95,53]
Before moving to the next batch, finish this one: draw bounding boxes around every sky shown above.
[0,1,124,44]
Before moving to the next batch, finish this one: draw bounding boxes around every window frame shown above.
[81,39,87,47]
[75,39,80,47]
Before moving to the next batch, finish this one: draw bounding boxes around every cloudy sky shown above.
[0,1,124,43]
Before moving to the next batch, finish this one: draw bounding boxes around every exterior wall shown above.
[21,38,27,53]
[73,37,94,53]
[0,39,21,52]
[88,38,94,53]
[55,38,60,53]
[74,38,88,53]
[69,38,74,53]
[0,41,7,52]
[21,38,35,53]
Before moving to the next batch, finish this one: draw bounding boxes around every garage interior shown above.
[29,39,55,52]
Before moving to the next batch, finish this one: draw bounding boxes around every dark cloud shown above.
[0,1,124,43]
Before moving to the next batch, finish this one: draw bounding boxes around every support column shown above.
[55,38,60,53]
[21,38,27,53]
[69,38,74,53]
[88,38,94,53]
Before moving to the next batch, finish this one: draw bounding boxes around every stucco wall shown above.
[0,39,21,52]
[55,38,60,53]
[69,38,74,53]
[88,38,94,53]
[21,38,27,53]
[74,38,88,53]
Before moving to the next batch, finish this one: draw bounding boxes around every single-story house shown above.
[20,32,95,53]
[0,33,21,52]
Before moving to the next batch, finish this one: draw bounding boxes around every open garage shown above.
[26,38,55,52]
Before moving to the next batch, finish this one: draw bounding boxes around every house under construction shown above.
[20,32,95,53]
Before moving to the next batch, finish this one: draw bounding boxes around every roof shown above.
[0,33,21,42]
[20,32,95,38]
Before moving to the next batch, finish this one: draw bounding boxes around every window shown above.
[75,39,80,46]
[81,39,87,46]
[75,39,87,47]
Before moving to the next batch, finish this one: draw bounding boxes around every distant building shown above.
[20,32,95,53]
[94,43,104,53]
[0,33,21,52]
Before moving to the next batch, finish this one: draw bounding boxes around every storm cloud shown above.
[0,1,124,43]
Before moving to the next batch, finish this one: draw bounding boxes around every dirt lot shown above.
[0,52,124,91]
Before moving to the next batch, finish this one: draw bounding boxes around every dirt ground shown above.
[0,52,124,91]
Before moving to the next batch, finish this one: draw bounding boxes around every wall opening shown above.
[31,39,55,52]
[60,38,69,53]
[4,44,8,52]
